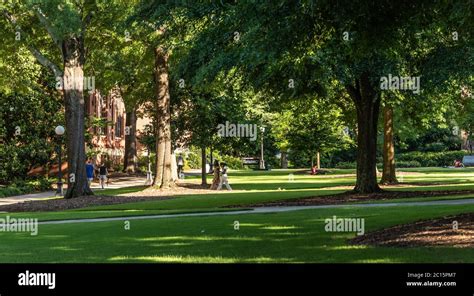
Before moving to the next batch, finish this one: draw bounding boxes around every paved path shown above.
[39,197,474,225]
[90,176,146,190]
[0,191,57,207]
[0,176,146,207]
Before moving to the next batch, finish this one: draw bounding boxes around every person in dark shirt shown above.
[99,163,108,189]
[177,155,184,178]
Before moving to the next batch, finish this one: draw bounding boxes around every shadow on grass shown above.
[2,205,474,263]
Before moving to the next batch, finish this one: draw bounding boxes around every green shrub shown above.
[137,153,156,173]
[185,151,201,169]
[0,177,53,198]
[334,161,357,169]
[0,187,23,198]
[29,177,54,191]
[182,147,246,170]
[221,155,244,169]
[395,160,421,168]
[396,151,466,167]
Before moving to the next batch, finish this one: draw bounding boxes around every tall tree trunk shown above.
[201,146,207,186]
[316,151,321,169]
[281,151,288,169]
[346,72,382,193]
[381,105,398,184]
[123,107,137,173]
[152,47,173,188]
[209,147,214,172]
[62,37,93,199]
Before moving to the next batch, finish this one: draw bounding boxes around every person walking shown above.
[177,154,184,178]
[216,162,232,191]
[210,159,220,190]
[99,162,108,189]
[85,159,95,187]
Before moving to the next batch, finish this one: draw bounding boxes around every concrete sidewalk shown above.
[0,191,57,207]
[90,175,146,190]
[0,176,147,207]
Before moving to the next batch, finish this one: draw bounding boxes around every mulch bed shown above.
[225,189,474,208]
[0,195,175,213]
[350,213,474,248]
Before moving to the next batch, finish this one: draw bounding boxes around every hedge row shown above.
[333,151,469,169]
[396,150,467,167]
[0,178,53,198]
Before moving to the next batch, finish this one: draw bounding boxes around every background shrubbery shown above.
[0,177,53,198]
[396,151,466,167]
[183,147,246,170]
[334,161,357,169]
[330,151,467,169]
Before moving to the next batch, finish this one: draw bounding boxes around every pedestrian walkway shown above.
[0,176,146,207]
[90,176,146,190]
[0,191,57,207]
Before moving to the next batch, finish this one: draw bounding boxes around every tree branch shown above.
[28,46,63,78]
[82,11,93,33]
[81,11,93,55]
[345,83,361,104]
[2,10,63,78]
[34,7,62,50]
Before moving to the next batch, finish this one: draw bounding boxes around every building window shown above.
[115,115,122,137]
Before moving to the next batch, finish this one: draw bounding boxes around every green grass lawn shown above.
[0,168,473,263]
[3,168,474,222]
[0,203,472,263]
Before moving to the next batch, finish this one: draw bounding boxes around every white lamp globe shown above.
[55,125,65,136]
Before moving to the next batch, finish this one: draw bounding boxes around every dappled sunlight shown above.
[149,242,193,247]
[135,235,263,242]
[327,245,369,251]
[266,231,306,237]
[107,255,294,263]
[50,246,81,252]
[232,223,300,230]
[352,258,402,263]
[328,234,357,240]
[35,234,70,239]
[236,223,265,227]
[261,225,299,230]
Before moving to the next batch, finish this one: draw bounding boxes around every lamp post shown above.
[259,126,265,170]
[55,125,65,196]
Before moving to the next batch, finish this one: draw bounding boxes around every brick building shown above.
[85,89,151,168]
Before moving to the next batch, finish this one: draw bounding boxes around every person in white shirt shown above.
[216,162,232,191]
